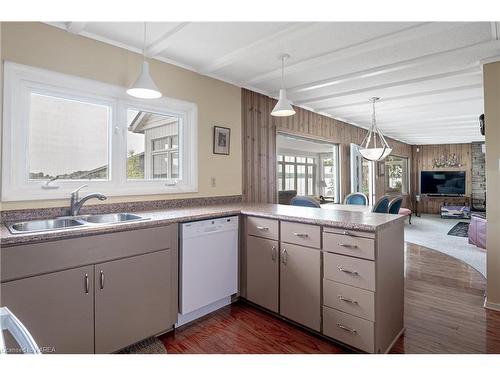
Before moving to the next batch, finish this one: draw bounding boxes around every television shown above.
[420,171,466,195]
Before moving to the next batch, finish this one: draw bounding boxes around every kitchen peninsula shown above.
[1,201,405,354]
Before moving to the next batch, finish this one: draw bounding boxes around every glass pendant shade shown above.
[358,97,392,161]
[127,61,162,99]
[271,89,296,117]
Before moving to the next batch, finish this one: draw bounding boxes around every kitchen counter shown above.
[1,203,405,246]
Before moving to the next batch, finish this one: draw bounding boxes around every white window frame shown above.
[2,62,198,201]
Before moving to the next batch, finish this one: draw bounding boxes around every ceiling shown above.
[47,22,499,145]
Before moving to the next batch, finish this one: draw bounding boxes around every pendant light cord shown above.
[143,22,147,62]
[281,55,285,89]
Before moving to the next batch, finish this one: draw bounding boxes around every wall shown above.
[471,142,486,210]
[483,61,500,309]
[0,22,242,210]
[241,89,412,205]
[410,143,473,214]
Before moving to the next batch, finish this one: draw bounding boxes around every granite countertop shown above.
[0,203,405,246]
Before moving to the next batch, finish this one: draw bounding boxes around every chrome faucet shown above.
[69,184,107,216]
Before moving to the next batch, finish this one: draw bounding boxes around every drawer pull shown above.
[256,226,269,231]
[271,245,277,262]
[293,232,309,238]
[338,243,358,249]
[338,295,358,304]
[338,267,359,276]
[337,323,358,334]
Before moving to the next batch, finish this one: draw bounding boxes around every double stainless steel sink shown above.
[8,213,147,234]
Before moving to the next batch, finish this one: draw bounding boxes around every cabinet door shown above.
[1,266,94,353]
[280,243,321,331]
[246,235,279,313]
[94,249,175,353]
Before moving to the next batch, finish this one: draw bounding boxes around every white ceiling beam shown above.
[318,95,483,113]
[198,23,318,74]
[146,22,190,57]
[316,83,483,112]
[245,22,466,86]
[287,40,500,95]
[294,67,481,105]
[491,22,498,40]
[65,22,87,34]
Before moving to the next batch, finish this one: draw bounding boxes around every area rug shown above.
[447,222,470,237]
[404,214,486,277]
[117,336,167,354]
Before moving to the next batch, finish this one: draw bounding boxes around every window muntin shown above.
[28,93,111,181]
[385,156,409,194]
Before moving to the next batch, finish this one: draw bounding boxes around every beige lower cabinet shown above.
[94,249,175,353]
[245,235,279,313]
[0,224,178,354]
[1,265,95,354]
[280,243,321,331]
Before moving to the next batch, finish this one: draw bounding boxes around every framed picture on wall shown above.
[213,126,231,155]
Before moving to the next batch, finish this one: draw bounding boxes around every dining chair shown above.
[372,196,390,213]
[388,196,403,214]
[290,196,321,208]
[344,192,368,206]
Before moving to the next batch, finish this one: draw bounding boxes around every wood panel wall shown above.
[410,143,472,214]
[242,89,412,205]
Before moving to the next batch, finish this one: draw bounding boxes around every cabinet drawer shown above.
[246,216,279,240]
[323,306,374,353]
[281,221,320,248]
[323,279,375,321]
[324,253,375,291]
[323,227,375,239]
[323,232,375,260]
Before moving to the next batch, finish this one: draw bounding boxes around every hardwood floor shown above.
[160,243,500,354]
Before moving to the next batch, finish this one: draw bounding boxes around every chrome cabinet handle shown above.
[293,232,309,238]
[338,267,359,276]
[338,295,358,304]
[338,243,358,249]
[256,226,269,231]
[271,245,277,262]
[84,273,89,294]
[337,323,357,334]
[281,249,288,265]
[99,270,105,290]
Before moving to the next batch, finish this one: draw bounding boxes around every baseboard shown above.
[484,298,500,312]
[384,327,405,354]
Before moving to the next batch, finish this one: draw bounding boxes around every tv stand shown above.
[418,194,471,215]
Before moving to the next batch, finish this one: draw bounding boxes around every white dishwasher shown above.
[178,216,239,326]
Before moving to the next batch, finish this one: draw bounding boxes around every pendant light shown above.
[271,54,296,117]
[358,97,392,161]
[127,22,162,99]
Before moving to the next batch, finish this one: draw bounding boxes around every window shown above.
[385,156,409,194]
[126,110,180,180]
[278,156,316,195]
[276,134,340,202]
[28,93,111,181]
[2,62,198,201]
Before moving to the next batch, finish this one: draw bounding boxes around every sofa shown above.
[468,213,486,250]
